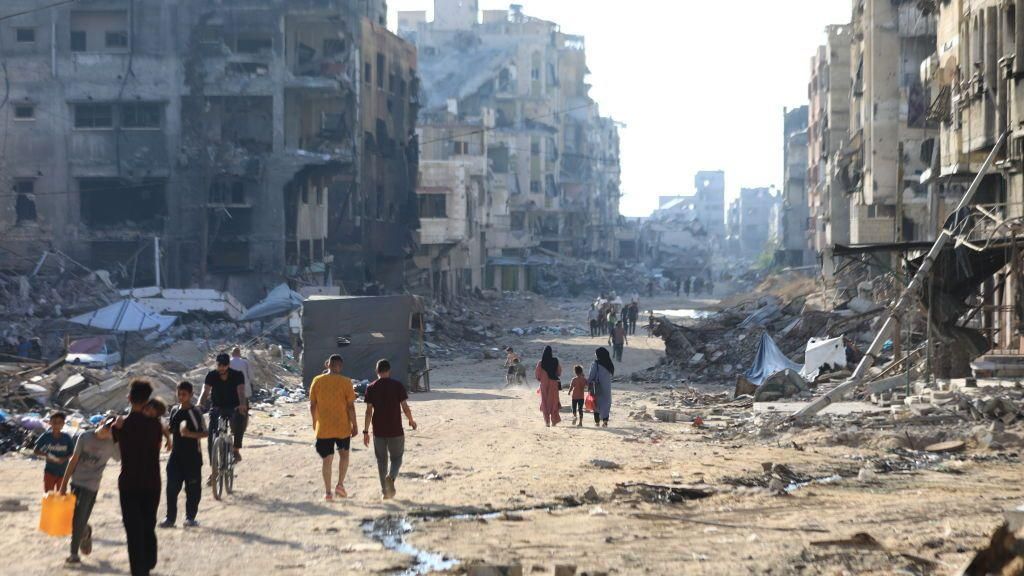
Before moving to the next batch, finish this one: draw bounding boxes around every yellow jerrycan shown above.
[39,492,76,537]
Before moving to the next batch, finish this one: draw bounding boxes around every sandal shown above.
[325,491,334,501]
[334,485,347,498]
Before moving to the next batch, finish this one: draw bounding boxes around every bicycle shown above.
[209,410,235,500]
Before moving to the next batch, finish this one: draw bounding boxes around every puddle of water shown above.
[655,309,712,319]
[362,516,459,576]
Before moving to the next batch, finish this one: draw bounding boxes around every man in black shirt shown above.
[161,381,205,528]
[199,353,247,480]
[113,379,163,576]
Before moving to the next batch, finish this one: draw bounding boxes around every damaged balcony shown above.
[196,21,280,94]
[285,15,355,90]
[284,88,355,159]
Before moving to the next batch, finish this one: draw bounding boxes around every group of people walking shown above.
[34,348,256,575]
[308,354,416,502]
[32,346,414,575]
[589,299,640,338]
[534,345,614,428]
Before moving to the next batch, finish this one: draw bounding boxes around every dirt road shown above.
[1,295,1021,575]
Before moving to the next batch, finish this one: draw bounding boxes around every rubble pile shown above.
[0,269,120,360]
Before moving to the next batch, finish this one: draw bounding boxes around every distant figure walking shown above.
[588,304,598,337]
[535,346,562,427]
[627,303,639,335]
[588,348,614,427]
[609,321,628,362]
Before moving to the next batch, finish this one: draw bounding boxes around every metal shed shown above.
[300,295,425,388]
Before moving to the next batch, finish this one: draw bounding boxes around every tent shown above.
[744,332,803,386]
[239,283,304,322]
[69,299,176,333]
[68,300,176,367]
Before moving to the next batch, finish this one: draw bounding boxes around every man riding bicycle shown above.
[198,353,247,485]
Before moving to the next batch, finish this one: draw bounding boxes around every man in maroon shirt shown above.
[113,380,163,576]
[362,359,417,499]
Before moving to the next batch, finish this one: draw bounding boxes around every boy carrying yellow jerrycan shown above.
[39,492,76,537]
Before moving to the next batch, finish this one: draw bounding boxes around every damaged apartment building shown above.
[398,1,623,297]
[920,0,1024,353]
[0,0,418,303]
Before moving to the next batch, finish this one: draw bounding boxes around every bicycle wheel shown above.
[212,437,225,500]
[225,434,235,494]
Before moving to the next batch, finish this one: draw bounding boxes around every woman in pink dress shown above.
[535,346,562,427]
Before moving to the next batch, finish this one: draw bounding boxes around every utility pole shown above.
[894,142,904,365]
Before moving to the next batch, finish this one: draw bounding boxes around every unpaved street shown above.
[1,296,1022,575]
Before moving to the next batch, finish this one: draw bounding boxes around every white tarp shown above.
[800,336,847,381]
[239,283,304,322]
[69,299,176,333]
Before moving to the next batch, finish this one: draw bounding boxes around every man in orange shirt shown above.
[308,354,358,501]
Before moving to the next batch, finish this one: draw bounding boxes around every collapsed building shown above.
[0,0,418,302]
[399,1,624,298]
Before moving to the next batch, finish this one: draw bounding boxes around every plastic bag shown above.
[584,393,596,413]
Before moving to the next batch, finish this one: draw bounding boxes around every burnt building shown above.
[0,0,417,302]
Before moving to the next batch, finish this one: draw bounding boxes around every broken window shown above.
[419,194,447,218]
[119,102,162,129]
[79,178,166,228]
[14,179,37,224]
[511,211,525,231]
[376,52,385,89]
[324,38,345,57]
[209,177,249,205]
[70,11,128,53]
[74,103,113,129]
[235,35,272,54]
[15,28,35,43]
[14,104,34,120]
[70,31,86,52]
[488,145,509,173]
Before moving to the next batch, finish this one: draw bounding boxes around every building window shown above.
[324,38,345,57]
[70,10,129,53]
[74,103,114,129]
[301,185,309,204]
[418,194,447,218]
[120,102,161,129]
[105,30,128,49]
[376,52,385,89]
[364,61,372,84]
[530,180,541,193]
[70,31,86,52]
[15,28,35,43]
[315,185,324,206]
[14,104,35,120]
[15,179,37,223]
[235,35,272,54]
[453,141,468,155]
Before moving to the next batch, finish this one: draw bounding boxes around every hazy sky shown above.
[388,1,852,217]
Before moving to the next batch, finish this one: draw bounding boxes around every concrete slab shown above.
[753,401,889,416]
